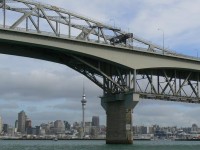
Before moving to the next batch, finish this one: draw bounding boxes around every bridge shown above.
[1,0,200,144]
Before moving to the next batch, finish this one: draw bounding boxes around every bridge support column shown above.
[101,92,139,144]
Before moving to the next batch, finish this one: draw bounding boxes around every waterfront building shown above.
[133,126,147,134]
[7,126,15,136]
[85,122,92,135]
[14,120,18,133]
[182,127,191,134]
[148,126,154,134]
[92,116,99,127]
[17,110,26,134]
[25,119,32,134]
[54,120,65,134]
[40,128,46,135]
[35,126,40,135]
[41,123,50,135]
[32,127,36,135]
[91,126,99,139]
[64,121,71,130]
[3,124,8,134]
[191,124,198,133]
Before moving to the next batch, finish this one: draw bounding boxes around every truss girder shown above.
[10,6,38,29]
[56,53,135,94]
[0,0,190,56]
[1,0,200,104]
[59,53,200,103]
[137,69,200,103]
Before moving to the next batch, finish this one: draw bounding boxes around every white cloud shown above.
[1,0,200,127]
[128,0,200,51]
[133,99,200,127]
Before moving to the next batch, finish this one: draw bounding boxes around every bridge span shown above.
[1,0,200,144]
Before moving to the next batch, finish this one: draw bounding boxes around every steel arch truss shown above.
[58,53,136,94]
[54,52,200,103]
[0,0,189,57]
[137,69,200,103]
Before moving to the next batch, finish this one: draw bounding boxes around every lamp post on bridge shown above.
[3,0,6,28]
[194,49,199,59]
[158,28,165,55]
[197,50,199,59]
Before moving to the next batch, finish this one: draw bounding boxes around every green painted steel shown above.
[0,28,200,71]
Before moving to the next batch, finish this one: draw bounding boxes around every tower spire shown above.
[83,80,85,96]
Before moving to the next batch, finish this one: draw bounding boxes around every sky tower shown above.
[81,84,87,135]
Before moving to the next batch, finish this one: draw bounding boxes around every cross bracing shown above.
[0,0,196,58]
[1,0,200,104]
[53,51,200,103]
[137,69,200,103]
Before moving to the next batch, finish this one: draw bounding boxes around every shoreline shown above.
[0,138,152,141]
[0,138,104,140]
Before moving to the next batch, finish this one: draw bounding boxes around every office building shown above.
[3,124,9,134]
[92,116,99,127]
[18,110,26,134]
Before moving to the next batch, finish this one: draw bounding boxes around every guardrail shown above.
[0,24,199,61]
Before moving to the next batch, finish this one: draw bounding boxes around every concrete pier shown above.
[101,92,139,144]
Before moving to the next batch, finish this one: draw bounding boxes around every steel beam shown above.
[40,7,58,36]
[10,6,38,29]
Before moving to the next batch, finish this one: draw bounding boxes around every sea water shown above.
[0,140,200,150]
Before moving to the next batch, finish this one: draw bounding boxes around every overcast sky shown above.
[1,0,200,128]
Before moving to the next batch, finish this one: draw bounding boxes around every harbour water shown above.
[1,140,200,150]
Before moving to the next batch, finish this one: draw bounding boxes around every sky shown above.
[1,0,200,127]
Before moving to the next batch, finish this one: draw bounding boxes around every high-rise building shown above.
[3,124,9,134]
[25,119,32,134]
[92,116,99,127]
[25,119,32,129]
[15,120,18,133]
[64,121,71,130]
[15,120,18,129]
[35,126,41,135]
[54,120,65,134]
[0,116,2,133]
[18,110,26,134]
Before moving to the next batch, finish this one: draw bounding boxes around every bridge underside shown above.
[1,0,200,145]
[1,39,200,144]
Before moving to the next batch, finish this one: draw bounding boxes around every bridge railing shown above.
[1,0,199,61]
[0,24,199,61]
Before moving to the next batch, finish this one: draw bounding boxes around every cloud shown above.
[128,0,200,52]
[1,0,200,128]
[0,102,19,110]
[0,63,102,101]
[133,99,200,127]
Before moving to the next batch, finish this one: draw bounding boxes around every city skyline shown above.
[2,110,200,130]
[1,0,200,127]
[1,108,200,129]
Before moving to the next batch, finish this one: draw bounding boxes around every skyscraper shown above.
[15,120,18,133]
[92,116,99,127]
[81,85,87,134]
[18,110,26,134]
[25,119,32,134]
